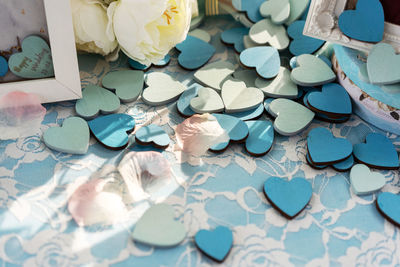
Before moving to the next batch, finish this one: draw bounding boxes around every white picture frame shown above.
[0,0,81,103]
[303,0,400,53]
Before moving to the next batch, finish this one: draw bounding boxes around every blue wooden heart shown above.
[263,177,312,219]
[195,226,233,262]
[177,84,200,117]
[135,125,170,149]
[176,35,216,70]
[88,114,135,150]
[221,27,249,53]
[338,0,384,42]
[307,83,352,116]
[307,127,353,165]
[232,0,264,23]
[210,114,249,152]
[229,103,264,121]
[240,47,280,79]
[377,192,400,227]
[287,20,325,56]
[353,133,399,170]
[0,56,8,77]
[245,120,274,157]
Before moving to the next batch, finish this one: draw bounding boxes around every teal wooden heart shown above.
[9,36,54,79]
[43,117,89,155]
[102,70,144,103]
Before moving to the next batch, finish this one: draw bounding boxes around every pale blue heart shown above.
[135,124,170,149]
[132,204,186,247]
[9,36,54,78]
[240,47,280,79]
[286,0,310,25]
[102,70,144,102]
[350,164,385,195]
[263,177,312,219]
[332,155,354,172]
[210,114,249,152]
[259,0,290,25]
[338,0,384,43]
[75,85,121,120]
[245,120,274,156]
[195,226,233,262]
[367,43,400,85]
[43,117,89,155]
[177,84,200,117]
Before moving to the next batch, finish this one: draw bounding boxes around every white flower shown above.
[70,0,118,55]
[111,0,191,65]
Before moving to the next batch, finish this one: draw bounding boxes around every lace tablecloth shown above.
[1,16,400,267]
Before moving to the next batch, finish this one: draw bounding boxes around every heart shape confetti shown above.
[263,177,312,219]
[245,120,274,157]
[75,85,120,120]
[195,226,233,262]
[8,36,54,79]
[255,67,298,99]
[210,113,249,152]
[221,27,249,53]
[291,54,336,86]
[267,98,314,136]
[249,19,289,50]
[307,127,353,165]
[132,204,186,247]
[350,164,385,195]
[176,35,216,70]
[353,133,399,170]
[190,87,224,113]
[240,47,280,79]
[367,43,400,85]
[376,192,400,227]
[286,0,310,25]
[338,0,384,43]
[142,72,186,106]
[194,61,236,91]
[287,20,325,56]
[221,79,264,113]
[260,0,290,25]
[43,117,89,155]
[135,124,170,149]
[102,70,144,103]
[232,0,264,23]
[88,113,135,150]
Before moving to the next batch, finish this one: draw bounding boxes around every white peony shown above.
[111,0,191,65]
[71,0,118,56]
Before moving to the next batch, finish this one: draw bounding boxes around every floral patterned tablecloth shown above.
[1,16,400,267]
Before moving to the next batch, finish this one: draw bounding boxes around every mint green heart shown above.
[190,87,224,113]
[43,117,89,154]
[260,0,290,25]
[350,164,385,195]
[222,79,264,113]
[9,36,54,79]
[286,0,310,25]
[132,204,186,247]
[75,85,120,119]
[291,54,336,86]
[143,72,186,106]
[102,70,144,103]
[268,98,315,136]
[256,67,298,98]
[249,19,289,50]
[194,61,236,91]
[367,43,400,85]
